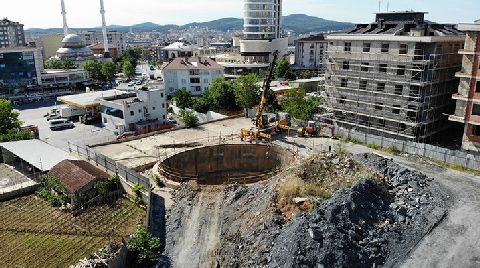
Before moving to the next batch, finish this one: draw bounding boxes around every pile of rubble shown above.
[163,153,447,267]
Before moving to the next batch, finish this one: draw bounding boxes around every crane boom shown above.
[256,50,279,129]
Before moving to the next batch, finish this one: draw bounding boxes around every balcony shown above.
[458,49,480,56]
[456,71,480,80]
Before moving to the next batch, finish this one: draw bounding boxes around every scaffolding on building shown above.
[324,41,463,142]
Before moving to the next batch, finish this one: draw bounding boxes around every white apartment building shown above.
[161,57,224,96]
[78,31,126,54]
[100,88,168,134]
[294,34,327,70]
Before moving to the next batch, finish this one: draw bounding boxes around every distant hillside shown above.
[26,14,353,34]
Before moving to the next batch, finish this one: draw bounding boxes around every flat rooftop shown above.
[58,90,130,108]
[0,139,77,172]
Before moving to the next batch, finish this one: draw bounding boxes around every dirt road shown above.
[169,186,224,268]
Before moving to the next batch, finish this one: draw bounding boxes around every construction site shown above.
[324,12,465,143]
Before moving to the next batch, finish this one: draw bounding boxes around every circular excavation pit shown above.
[159,144,290,185]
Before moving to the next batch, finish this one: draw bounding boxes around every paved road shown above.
[281,136,480,268]
[17,101,116,151]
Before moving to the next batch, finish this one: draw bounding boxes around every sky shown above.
[2,0,479,29]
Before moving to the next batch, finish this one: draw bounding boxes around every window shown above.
[377,83,385,91]
[189,69,199,75]
[395,85,403,95]
[363,43,371,52]
[379,64,387,73]
[161,93,164,98]
[152,106,156,110]
[341,79,348,87]
[130,111,134,116]
[397,65,406,76]
[361,62,370,72]
[162,103,165,108]
[339,96,346,104]
[190,78,200,83]
[103,117,107,123]
[195,86,201,92]
[344,42,351,52]
[374,103,383,110]
[381,43,390,53]
[476,81,480,93]
[399,44,408,54]
[203,78,209,83]
[138,109,141,113]
[472,104,480,116]
[343,61,350,70]
[163,115,166,119]
[392,105,401,114]
[473,125,480,136]
[359,80,367,90]
[181,79,186,84]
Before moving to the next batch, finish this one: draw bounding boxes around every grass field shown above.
[0,195,145,268]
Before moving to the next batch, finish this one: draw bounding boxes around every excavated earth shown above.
[160,153,447,268]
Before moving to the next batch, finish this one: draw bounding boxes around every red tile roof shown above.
[161,57,223,70]
[49,160,110,193]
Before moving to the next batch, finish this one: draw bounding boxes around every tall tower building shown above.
[240,0,288,63]
[0,18,25,48]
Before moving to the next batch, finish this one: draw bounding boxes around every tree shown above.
[127,226,161,265]
[208,77,237,111]
[275,58,291,78]
[84,60,104,81]
[44,58,76,70]
[180,110,199,128]
[119,48,142,67]
[234,74,261,109]
[281,88,320,121]
[0,99,21,135]
[101,61,117,83]
[173,89,194,109]
[123,60,135,79]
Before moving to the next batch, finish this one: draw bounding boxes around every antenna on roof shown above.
[387,1,390,12]
[378,0,381,12]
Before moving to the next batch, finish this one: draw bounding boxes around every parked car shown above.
[49,119,74,130]
[46,114,62,121]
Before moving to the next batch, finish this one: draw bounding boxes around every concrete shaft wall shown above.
[160,144,288,184]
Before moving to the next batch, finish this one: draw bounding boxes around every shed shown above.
[49,160,110,207]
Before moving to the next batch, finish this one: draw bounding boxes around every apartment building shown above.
[78,31,126,54]
[161,57,224,96]
[100,88,168,135]
[0,18,25,48]
[325,11,465,142]
[294,34,327,70]
[449,20,480,152]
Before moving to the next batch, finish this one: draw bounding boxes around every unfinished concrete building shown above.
[324,11,465,142]
[449,20,480,152]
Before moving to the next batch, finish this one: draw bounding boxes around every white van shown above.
[49,119,74,130]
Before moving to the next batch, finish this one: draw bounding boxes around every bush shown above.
[180,110,199,128]
[132,183,144,205]
[0,129,33,142]
[127,226,161,264]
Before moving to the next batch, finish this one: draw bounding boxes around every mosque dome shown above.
[62,34,84,48]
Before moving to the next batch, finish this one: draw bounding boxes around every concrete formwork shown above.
[160,144,290,185]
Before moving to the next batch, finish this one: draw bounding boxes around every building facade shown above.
[0,18,25,48]
[100,88,168,134]
[161,57,224,96]
[294,34,327,70]
[325,12,465,142]
[240,0,288,63]
[78,31,126,54]
[449,20,480,152]
[0,47,43,87]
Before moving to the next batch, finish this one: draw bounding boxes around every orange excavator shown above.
[241,51,279,142]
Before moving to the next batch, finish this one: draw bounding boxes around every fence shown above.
[335,127,480,171]
[67,142,151,196]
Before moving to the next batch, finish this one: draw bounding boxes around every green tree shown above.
[127,226,161,264]
[173,89,194,109]
[123,60,135,79]
[180,110,199,128]
[119,48,142,67]
[44,58,76,70]
[0,99,21,135]
[234,74,261,109]
[84,60,104,81]
[208,77,237,111]
[281,88,320,121]
[101,61,117,83]
[275,58,291,78]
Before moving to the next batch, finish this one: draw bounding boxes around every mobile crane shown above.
[241,50,279,142]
